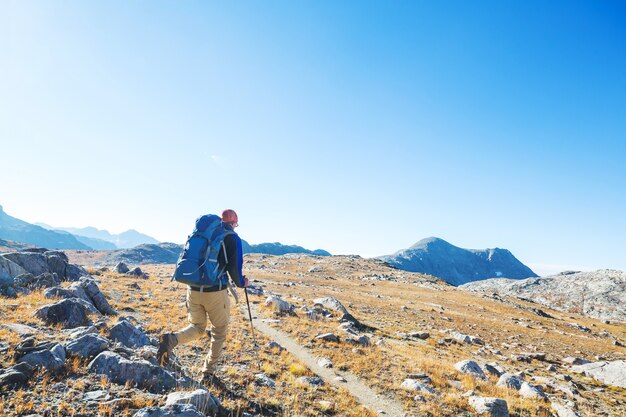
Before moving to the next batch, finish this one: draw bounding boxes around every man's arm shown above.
[224,233,247,287]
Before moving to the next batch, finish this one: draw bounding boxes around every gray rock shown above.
[454,360,487,380]
[63,325,98,339]
[296,376,325,386]
[1,252,50,277]
[65,334,110,359]
[115,262,130,274]
[400,379,438,395]
[551,403,582,417]
[483,363,505,377]
[409,331,430,340]
[313,297,349,315]
[13,273,35,287]
[451,332,483,344]
[83,390,109,402]
[46,255,67,280]
[254,373,276,388]
[165,389,219,415]
[563,357,590,365]
[35,298,91,328]
[519,382,547,400]
[128,267,147,277]
[133,405,205,417]
[29,272,60,289]
[316,333,339,342]
[468,396,509,417]
[346,334,370,347]
[496,373,524,390]
[2,323,40,337]
[265,341,284,351]
[317,358,333,368]
[0,256,27,288]
[18,343,66,372]
[109,319,150,348]
[570,360,626,388]
[80,277,116,315]
[88,351,177,393]
[0,370,29,390]
[264,295,293,313]
[66,263,89,281]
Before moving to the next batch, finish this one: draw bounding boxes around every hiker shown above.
[158,209,248,384]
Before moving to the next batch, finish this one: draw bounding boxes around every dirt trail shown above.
[243,304,407,417]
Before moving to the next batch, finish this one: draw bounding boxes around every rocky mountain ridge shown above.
[380,237,537,286]
[461,269,626,323]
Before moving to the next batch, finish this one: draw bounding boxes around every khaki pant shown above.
[174,288,230,374]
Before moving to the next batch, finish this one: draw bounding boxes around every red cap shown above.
[221,209,238,227]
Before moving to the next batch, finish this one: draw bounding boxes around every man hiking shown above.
[158,209,248,384]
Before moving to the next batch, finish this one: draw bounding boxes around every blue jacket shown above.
[218,222,245,287]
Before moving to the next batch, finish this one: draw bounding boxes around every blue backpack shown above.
[173,214,234,288]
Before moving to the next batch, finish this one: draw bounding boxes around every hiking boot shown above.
[157,333,178,367]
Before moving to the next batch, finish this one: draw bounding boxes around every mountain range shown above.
[380,237,537,286]
[35,224,159,250]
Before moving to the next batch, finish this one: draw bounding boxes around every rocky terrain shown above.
[461,269,626,323]
[380,237,538,285]
[1,250,625,417]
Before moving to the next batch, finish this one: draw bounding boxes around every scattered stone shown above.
[264,295,293,313]
[551,402,582,417]
[496,373,524,390]
[468,396,509,417]
[519,382,547,400]
[451,332,483,345]
[317,358,333,368]
[88,351,177,393]
[570,360,626,388]
[400,379,438,395]
[115,262,130,274]
[254,373,276,388]
[346,334,370,347]
[313,297,349,315]
[308,266,323,273]
[128,267,147,278]
[133,405,205,417]
[165,389,219,416]
[2,323,40,337]
[109,319,151,348]
[563,357,590,366]
[265,341,284,351]
[454,360,487,380]
[80,277,117,315]
[315,333,339,342]
[35,298,91,328]
[409,332,430,340]
[83,390,109,402]
[483,363,505,377]
[18,343,66,372]
[547,364,557,372]
[65,334,110,359]
[296,376,325,386]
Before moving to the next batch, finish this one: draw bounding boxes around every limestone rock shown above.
[65,334,110,359]
[88,351,177,393]
[468,396,509,417]
[454,360,487,380]
[165,389,219,416]
[109,319,151,348]
[570,360,626,388]
[35,298,91,328]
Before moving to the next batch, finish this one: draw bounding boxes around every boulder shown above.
[346,334,370,347]
[519,382,547,400]
[18,343,66,372]
[35,298,91,328]
[254,373,276,388]
[0,256,27,288]
[133,405,205,417]
[65,334,110,359]
[46,255,67,280]
[570,360,626,388]
[13,273,35,287]
[115,262,130,274]
[264,295,293,313]
[0,370,29,390]
[551,403,582,417]
[315,333,339,342]
[296,376,325,386]
[563,357,591,366]
[80,277,116,315]
[88,351,177,393]
[66,263,89,281]
[109,319,151,348]
[165,389,219,416]
[483,363,505,377]
[128,267,147,278]
[317,358,333,368]
[400,379,438,395]
[468,396,509,417]
[1,252,50,276]
[313,297,349,315]
[496,373,524,390]
[2,323,40,337]
[454,360,487,380]
[29,272,60,289]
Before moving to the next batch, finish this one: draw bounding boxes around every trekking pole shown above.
[244,288,261,369]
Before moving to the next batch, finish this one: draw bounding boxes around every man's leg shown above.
[201,290,230,375]
[158,290,207,366]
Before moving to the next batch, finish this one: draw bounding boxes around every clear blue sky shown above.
[1,1,625,275]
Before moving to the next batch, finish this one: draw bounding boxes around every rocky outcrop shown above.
[18,343,66,372]
[88,351,177,393]
[109,319,151,348]
[570,360,626,388]
[461,269,626,322]
[379,237,536,285]
[43,278,116,316]
[35,298,92,328]
[65,334,110,359]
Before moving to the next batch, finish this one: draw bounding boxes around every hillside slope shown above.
[380,237,537,285]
